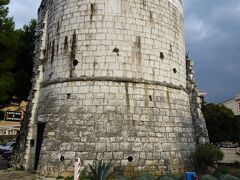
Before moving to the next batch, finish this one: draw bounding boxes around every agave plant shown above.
[89,161,118,180]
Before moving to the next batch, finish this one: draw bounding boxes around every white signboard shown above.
[74,158,81,180]
[5,111,22,121]
[168,0,183,14]
[105,0,121,14]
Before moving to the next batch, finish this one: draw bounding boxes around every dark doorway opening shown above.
[34,122,46,170]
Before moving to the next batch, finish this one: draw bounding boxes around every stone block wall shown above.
[42,0,185,86]
[37,81,196,176]
[15,0,205,177]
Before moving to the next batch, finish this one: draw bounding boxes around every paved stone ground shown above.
[0,155,54,179]
[0,170,39,180]
[0,170,60,180]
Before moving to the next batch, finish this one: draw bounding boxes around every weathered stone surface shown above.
[14,0,209,177]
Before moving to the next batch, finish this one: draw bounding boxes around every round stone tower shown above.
[15,0,208,177]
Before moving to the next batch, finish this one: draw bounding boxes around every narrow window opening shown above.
[30,139,35,147]
[67,93,71,99]
[160,52,164,59]
[149,95,152,101]
[173,68,177,74]
[64,36,68,53]
[60,156,64,161]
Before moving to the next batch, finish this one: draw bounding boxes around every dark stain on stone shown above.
[56,21,60,34]
[90,3,96,23]
[64,36,68,53]
[43,49,46,58]
[93,60,97,76]
[149,11,153,23]
[51,40,55,64]
[56,44,59,54]
[166,90,171,110]
[125,83,130,111]
[144,84,148,107]
[142,0,146,6]
[69,31,77,77]
[48,72,53,81]
[46,41,50,60]
[125,83,132,129]
[113,47,120,56]
[132,36,142,78]
[170,44,173,52]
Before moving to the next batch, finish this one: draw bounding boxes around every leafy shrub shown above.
[89,161,118,180]
[136,173,156,180]
[80,176,92,180]
[195,144,224,171]
[56,176,64,180]
[159,173,178,180]
[0,135,16,144]
[199,175,217,180]
[160,173,178,180]
[214,166,230,178]
[116,175,131,180]
[234,172,240,179]
[159,177,174,180]
[177,174,185,180]
[219,174,239,180]
[64,176,74,180]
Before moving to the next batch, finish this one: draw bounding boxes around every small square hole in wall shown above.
[73,59,79,66]
[149,95,152,101]
[60,156,64,161]
[127,156,133,162]
[30,139,35,147]
[173,68,177,74]
[113,47,120,56]
[67,93,71,99]
[160,52,164,59]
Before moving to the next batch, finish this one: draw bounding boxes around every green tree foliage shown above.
[202,103,238,145]
[0,0,18,103]
[0,0,36,104]
[195,144,224,172]
[14,19,36,100]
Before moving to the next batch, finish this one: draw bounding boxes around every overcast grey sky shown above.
[8,0,240,103]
